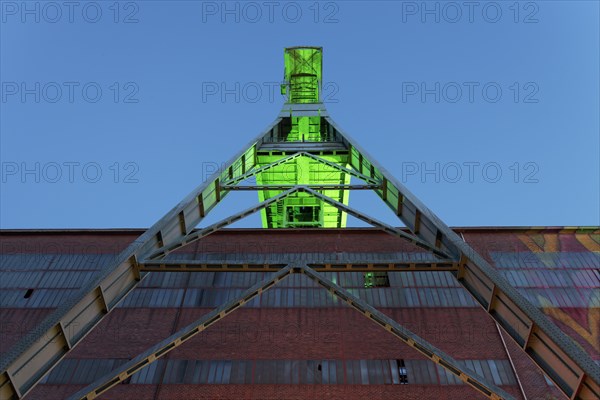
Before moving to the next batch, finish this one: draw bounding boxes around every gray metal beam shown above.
[222,184,381,191]
[222,151,378,187]
[298,265,515,400]
[258,142,346,152]
[221,151,304,186]
[300,151,379,184]
[66,266,294,400]
[138,258,459,272]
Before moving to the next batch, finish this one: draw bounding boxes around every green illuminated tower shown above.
[256,47,351,228]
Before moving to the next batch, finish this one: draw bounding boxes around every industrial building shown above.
[1,227,599,399]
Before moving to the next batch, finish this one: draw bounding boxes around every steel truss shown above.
[1,109,599,400]
[66,264,514,400]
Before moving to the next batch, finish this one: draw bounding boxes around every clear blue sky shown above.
[1,1,599,229]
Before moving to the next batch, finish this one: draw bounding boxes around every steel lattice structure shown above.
[1,47,599,400]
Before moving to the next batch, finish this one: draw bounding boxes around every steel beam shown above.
[298,265,515,400]
[138,258,459,272]
[222,151,304,186]
[222,184,381,191]
[222,151,376,187]
[300,151,379,184]
[257,142,346,152]
[66,266,294,400]
[327,118,600,398]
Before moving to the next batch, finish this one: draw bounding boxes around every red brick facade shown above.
[2,228,598,399]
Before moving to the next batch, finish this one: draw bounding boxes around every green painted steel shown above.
[364,272,390,288]
[256,47,351,228]
[281,46,322,104]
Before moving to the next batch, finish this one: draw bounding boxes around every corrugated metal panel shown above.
[1,289,78,308]
[491,252,600,270]
[129,359,165,384]
[0,254,54,271]
[2,285,483,309]
[139,272,189,288]
[498,269,599,289]
[0,271,44,288]
[0,253,114,272]
[343,360,358,384]
[519,288,598,308]
[163,359,188,384]
[37,271,98,288]
[405,360,438,384]
[437,363,463,384]
[117,289,185,308]
[44,359,77,384]
[0,290,28,308]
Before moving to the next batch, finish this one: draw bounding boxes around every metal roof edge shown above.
[0,226,598,234]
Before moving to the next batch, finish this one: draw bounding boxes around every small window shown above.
[397,360,408,384]
[364,272,390,288]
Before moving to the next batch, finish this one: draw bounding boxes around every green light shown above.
[256,47,350,228]
[282,47,322,104]
[364,272,376,288]
[364,272,390,288]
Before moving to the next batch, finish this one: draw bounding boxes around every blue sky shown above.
[1,0,598,229]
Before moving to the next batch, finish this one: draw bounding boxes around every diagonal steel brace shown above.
[66,265,295,400]
[299,264,515,400]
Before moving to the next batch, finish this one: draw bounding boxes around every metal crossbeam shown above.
[300,151,379,184]
[258,142,346,152]
[66,266,294,400]
[222,184,381,191]
[222,151,377,187]
[138,258,459,272]
[222,151,303,186]
[298,265,513,400]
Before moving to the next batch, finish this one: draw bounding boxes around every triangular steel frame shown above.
[143,185,448,262]
[1,105,599,400]
[66,265,513,400]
